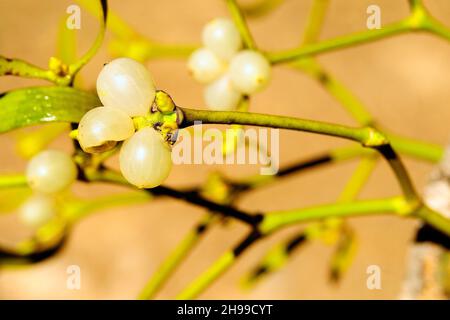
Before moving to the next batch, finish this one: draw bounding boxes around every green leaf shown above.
[0,86,99,133]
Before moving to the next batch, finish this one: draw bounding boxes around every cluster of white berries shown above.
[188,18,271,111]
[19,150,77,228]
[19,58,175,226]
[78,57,173,189]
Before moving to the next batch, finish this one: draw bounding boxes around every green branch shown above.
[177,231,260,299]
[292,59,374,125]
[225,0,257,49]
[0,56,71,86]
[386,132,443,163]
[0,0,107,85]
[67,0,107,78]
[176,195,450,299]
[138,146,369,299]
[139,214,216,299]
[242,155,376,286]
[417,206,450,236]
[240,0,284,18]
[291,59,443,163]
[64,192,151,223]
[0,174,27,188]
[339,155,378,202]
[301,0,330,45]
[180,108,386,146]
[260,197,409,234]
[268,2,450,64]
[424,16,450,42]
[267,20,410,64]
[77,0,196,62]
[87,168,261,226]
[179,107,419,203]
[109,39,196,62]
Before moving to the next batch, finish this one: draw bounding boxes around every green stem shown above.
[176,195,450,299]
[386,132,443,162]
[109,38,197,62]
[260,197,410,234]
[292,58,374,125]
[301,0,330,45]
[76,0,136,39]
[268,20,410,63]
[424,16,450,42]
[180,108,385,146]
[180,108,419,204]
[67,0,107,77]
[176,231,260,299]
[0,56,71,86]
[338,155,378,202]
[241,0,284,18]
[0,0,106,85]
[0,174,27,188]
[177,251,235,299]
[87,168,260,226]
[376,145,418,202]
[416,206,450,236]
[291,59,443,163]
[244,158,377,285]
[64,192,151,223]
[139,214,216,300]
[225,0,257,49]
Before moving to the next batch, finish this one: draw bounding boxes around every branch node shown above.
[362,127,389,147]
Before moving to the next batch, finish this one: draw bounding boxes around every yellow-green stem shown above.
[139,214,216,300]
[176,251,235,300]
[225,0,257,49]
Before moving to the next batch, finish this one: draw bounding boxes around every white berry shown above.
[229,50,271,94]
[19,193,56,228]
[202,18,242,61]
[26,150,77,194]
[204,74,242,111]
[119,127,172,188]
[78,106,135,153]
[188,48,226,84]
[97,57,156,117]
[424,181,450,218]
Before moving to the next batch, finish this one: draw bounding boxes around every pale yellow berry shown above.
[187,48,226,84]
[202,18,242,61]
[119,127,172,188]
[26,150,77,194]
[424,181,450,217]
[19,193,56,228]
[78,106,135,153]
[204,74,242,111]
[229,50,271,94]
[97,57,156,117]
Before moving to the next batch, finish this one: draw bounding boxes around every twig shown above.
[225,0,257,49]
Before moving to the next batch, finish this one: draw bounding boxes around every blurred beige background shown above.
[0,0,450,299]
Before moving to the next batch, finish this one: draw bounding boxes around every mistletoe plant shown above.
[1,0,450,299]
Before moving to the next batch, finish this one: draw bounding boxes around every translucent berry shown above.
[19,193,56,228]
[204,74,242,111]
[26,150,77,194]
[202,18,242,61]
[78,106,135,153]
[97,57,156,117]
[188,48,226,84]
[229,50,271,94]
[119,127,172,188]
